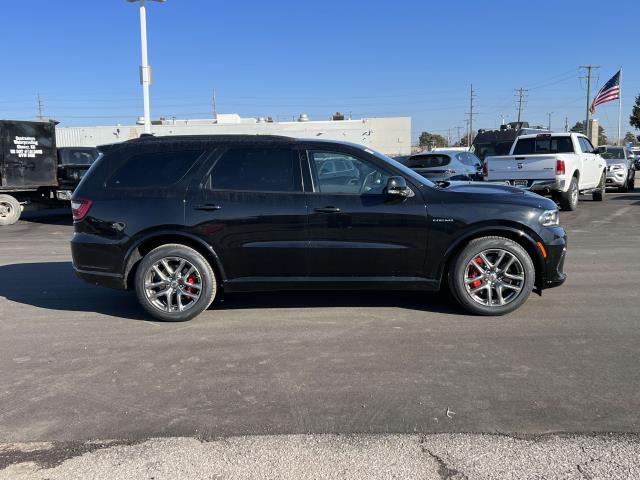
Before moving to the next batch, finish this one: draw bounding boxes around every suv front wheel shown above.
[134,244,217,321]
[449,236,535,316]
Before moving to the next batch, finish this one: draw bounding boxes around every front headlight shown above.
[539,209,559,227]
[611,164,625,171]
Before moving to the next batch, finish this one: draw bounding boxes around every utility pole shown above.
[546,112,553,131]
[446,128,452,146]
[515,88,528,123]
[467,84,475,147]
[579,65,600,138]
[36,94,44,120]
[212,89,217,119]
[455,126,463,145]
[564,116,569,132]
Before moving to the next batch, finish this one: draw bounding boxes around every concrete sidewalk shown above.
[2,433,639,479]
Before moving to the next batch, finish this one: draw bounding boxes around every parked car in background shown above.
[404,150,483,182]
[484,132,607,211]
[56,147,101,200]
[601,146,635,192]
[70,135,566,321]
[631,147,640,170]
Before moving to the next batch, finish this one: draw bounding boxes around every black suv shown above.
[71,135,566,321]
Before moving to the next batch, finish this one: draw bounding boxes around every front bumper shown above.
[540,225,567,289]
[606,170,627,186]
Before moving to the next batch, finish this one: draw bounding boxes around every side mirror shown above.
[597,146,607,154]
[385,176,413,198]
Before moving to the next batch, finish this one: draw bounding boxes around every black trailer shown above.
[0,120,98,225]
[472,122,548,161]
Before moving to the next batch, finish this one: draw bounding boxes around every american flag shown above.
[590,70,620,113]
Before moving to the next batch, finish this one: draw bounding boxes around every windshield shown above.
[601,148,625,160]
[363,146,436,187]
[59,148,100,165]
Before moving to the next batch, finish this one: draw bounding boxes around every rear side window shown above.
[109,150,203,188]
[513,137,574,155]
[407,154,450,168]
[207,147,298,192]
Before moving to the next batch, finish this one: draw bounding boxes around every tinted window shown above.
[310,151,390,194]
[513,137,574,155]
[59,149,99,165]
[109,150,203,188]
[208,147,298,192]
[407,154,451,168]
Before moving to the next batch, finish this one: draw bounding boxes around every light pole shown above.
[127,0,165,134]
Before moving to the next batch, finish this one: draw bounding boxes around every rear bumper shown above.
[490,179,563,193]
[73,266,126,290]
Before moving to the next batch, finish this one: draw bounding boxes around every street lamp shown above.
[127,0,165,134]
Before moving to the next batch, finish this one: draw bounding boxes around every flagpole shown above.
[618,67,622,145]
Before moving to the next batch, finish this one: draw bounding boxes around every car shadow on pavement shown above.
[0,262,466,320]
[20,210,73,226]
[0,261,148,320]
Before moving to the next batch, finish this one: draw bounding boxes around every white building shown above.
[55,115,411,156]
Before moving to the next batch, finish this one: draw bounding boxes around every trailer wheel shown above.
[0,194,22,226]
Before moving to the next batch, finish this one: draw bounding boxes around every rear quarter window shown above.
[108,149,204,188]
[407,154,451,168]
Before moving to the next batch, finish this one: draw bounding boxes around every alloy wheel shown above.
[143,256,203,313]
[464,249,525,307]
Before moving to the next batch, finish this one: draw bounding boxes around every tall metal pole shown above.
[467,84,474,147]
[580,65,599,139]
[547,112,553,131]
[618,67,622,145]
[515,88,527,123]
[138,0,152,134]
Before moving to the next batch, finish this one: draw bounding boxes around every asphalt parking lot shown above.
[1,187,640,477]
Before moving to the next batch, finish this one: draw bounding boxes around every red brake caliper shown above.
[185,276,197,295]
[469,257,484,288]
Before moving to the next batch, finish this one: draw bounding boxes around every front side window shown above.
[406,154,450,168]
[109,150,203,188]
[579,137,595,154]
[207,147,298,192]
[309,151,390,195]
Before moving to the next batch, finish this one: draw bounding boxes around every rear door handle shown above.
[314,206,341,213]
[194,204,222,211]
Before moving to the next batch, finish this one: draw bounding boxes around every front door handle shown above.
[194,204,222,211]
[314,206,341,213]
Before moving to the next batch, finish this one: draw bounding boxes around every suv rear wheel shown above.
[134,244,217,321]
[449,236,535,316]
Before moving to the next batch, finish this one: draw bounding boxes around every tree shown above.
[629,94,640,130]
[418,131,448,149]
[623,132,638,146]
[570,121,607,145]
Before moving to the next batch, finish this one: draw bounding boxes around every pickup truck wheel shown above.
[0,195,21,226]
[449,236,535,316]
[626,171,635,192]
[592,171,606,201]
[558,177,579,211]
[134,244,217,322]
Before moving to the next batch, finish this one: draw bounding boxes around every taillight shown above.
[556,159,565,175]
[482,160,488,177]
[71,198,93,221]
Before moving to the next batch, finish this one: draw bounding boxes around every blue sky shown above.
[1,0,637,142]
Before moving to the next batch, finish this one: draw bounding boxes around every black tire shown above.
[134,244,217,322]
[592,171,606,201]
[619,180,629,193]
[0,194,21,226]
[627,170,635,192]
[558,177,579,211]
[448,236,535,316]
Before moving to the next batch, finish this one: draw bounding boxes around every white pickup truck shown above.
[483,132,607,211]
